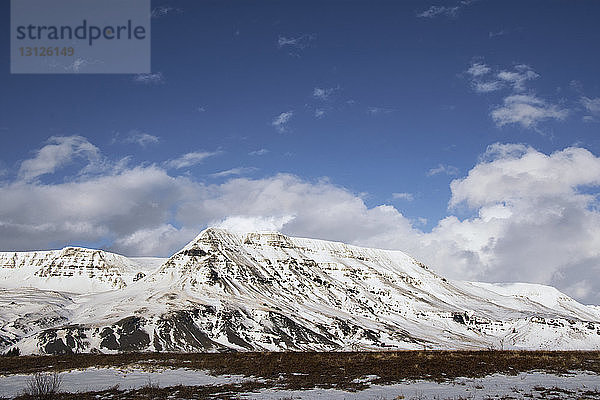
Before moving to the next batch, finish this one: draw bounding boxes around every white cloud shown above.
[417,5,460,18]
[313,87,337,101]
[277,34,315,49]
[176,174,419,249]
[311,86,345,118]
[4,137,600,304]
[416,144,600,305]
[466,63,538,94]
[210,167,257,178]
[417,0,478,18]
[581,97,600,114]
[367,107,394,115]
[392,192,414,201]
[112,224,195,256]
[449,143,600,209]
[164,151,220,169]
[466,62,491,77]
[496,64,539,92]
[0,164,189,254]
[133,72,165,85]
[465,61,569,130]
[272,111,293,133]
[489,29,507,38]
[213,215,295,233]
[0,152,417,258]
[581,97,600,120]
[473,81,504,93]
[124,131,159,147]
[64,57,102,73]
[427,164,459,176]
[18,136,101,182]
[151,6,182,18]
[466,62,503,93]
[249,149,269,156]
[491,94,568,128]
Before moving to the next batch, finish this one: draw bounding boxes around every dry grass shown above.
[3,351,600,399]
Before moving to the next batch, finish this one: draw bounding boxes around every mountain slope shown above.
[0,247,162,294]
[2,228,600,355]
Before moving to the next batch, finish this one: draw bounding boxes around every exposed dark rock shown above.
[453,312,469,325]
[154,310,220,352]
[182,248,208,257]
[39,331,72,355]
[268,312,337,349]
[133,272,146,282]
[99,327,119,350]
[111,316,150,351]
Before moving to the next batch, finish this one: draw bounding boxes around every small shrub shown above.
[23,372,62,399]
[139,377,162,399]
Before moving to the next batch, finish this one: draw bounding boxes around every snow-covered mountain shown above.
[0,247,162,294]
[1,228,599,355]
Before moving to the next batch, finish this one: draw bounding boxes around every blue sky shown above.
[2,1,600,303]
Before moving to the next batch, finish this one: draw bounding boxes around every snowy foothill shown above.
[0,367,257,398]
[1,368,599,399]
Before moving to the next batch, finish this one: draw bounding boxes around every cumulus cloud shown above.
[176,174,419,248]
[112,224,196,256]
[271,111,293,133]
[415,144,600,305]
[164,151,220,169]
[214,215,295,233]
[3,137,600,304]
[1,164,188,254]
[0,146,420,259]
[465,62,568,129]
[449,143,600,208]
[491,94,568,128]
[18,136,101,181]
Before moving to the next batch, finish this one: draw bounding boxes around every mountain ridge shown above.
[1,227,599,355]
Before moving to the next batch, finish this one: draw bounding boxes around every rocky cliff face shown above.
[2,228,600,355]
